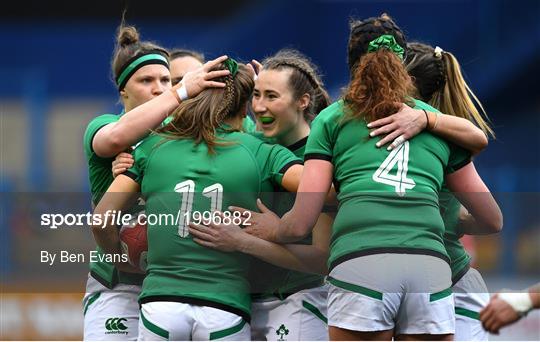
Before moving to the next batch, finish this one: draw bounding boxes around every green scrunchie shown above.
[367,34,404,60]
[223,58,238,77]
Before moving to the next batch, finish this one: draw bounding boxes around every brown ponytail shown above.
[344,49,415,122]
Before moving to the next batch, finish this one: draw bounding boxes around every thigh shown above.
[453,268,489,341]
[193,306,250,341]
[83,277,140,341]
[138,302,192,341]
[395,256,454,336]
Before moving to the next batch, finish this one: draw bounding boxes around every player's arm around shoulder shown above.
[445,162,502,234]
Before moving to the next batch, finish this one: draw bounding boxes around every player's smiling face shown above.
[252,69,304,145]
[121,64,172,111]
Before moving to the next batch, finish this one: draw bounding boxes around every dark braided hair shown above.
[347,13,407,73]
[262,49,331,121]
[156,62,254,154]
[215,75,236,124]
[405,42,446,102]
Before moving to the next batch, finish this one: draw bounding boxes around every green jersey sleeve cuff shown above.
[446,158,471,174]
[279,160,303,174]
[304,153,332,162]
[122,170,141,183]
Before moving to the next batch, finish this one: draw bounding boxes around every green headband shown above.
[116,53,169,90]
[367,34,404,60]
[223,58,238,77]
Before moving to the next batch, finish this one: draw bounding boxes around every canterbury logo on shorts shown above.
[105,317,129,335]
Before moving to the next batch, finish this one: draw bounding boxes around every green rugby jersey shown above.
[440,186,471,284]
[305,100,471,271]
[242,115,257,133]
[83,114,118,206]
[250,136,325,299]
[83,113,145,288]
[125,128,301,320]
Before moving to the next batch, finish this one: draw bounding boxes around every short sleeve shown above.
[446,144,472,174]
[260,143,302,186]
[304,109,336,162]
[83,114,119,159]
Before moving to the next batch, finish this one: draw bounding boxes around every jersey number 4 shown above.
[372,141,416,196]
[174,180,223,237]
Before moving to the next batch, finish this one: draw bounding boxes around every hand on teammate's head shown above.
[179,55,230,98]
[251,59,263,75]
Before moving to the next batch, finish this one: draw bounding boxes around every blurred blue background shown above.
[1,0,539,191]
[0,1,539,338]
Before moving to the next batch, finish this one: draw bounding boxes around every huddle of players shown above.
[84,14,503,341]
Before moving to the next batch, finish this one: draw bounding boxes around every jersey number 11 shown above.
[174,180,223,237]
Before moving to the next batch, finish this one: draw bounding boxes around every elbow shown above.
[280,211,311,242]
[491,206,504,233]
[107,129,129,155]
[478,133,489,150]
[290,226,310,241]
[282,220,311,242]
[94,135,125,159]
[491,213,503,233]
[471,133,489,156]
[482,213,503,234]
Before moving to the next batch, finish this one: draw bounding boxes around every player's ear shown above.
[297,93,310,112]
[119,89,128,100]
